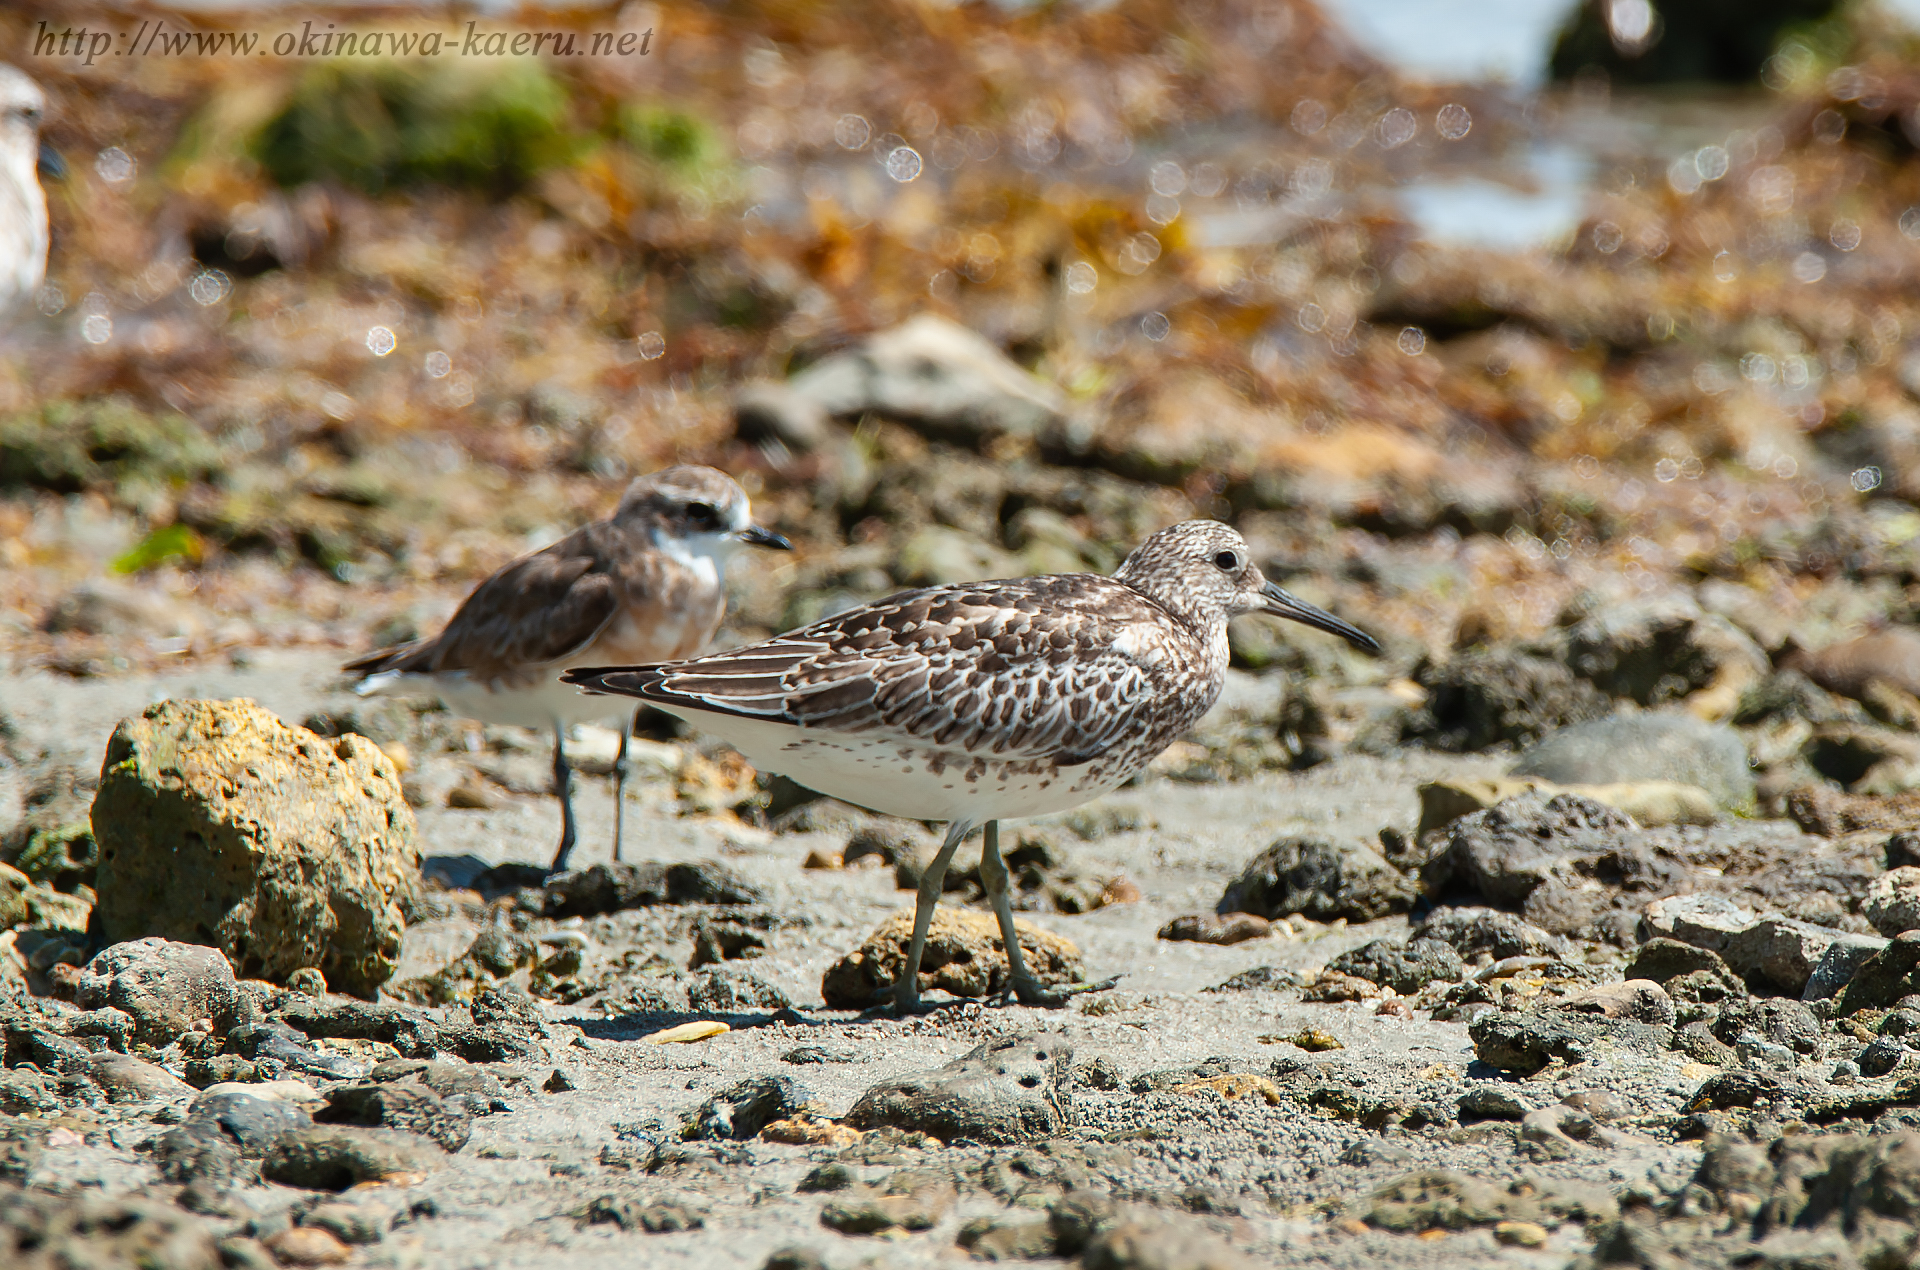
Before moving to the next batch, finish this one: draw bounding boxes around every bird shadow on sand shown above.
[421,854,551,899]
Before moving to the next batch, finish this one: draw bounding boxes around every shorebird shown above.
[0,66,50,319]
[563,519,1378,1012]
[345,466,790,872]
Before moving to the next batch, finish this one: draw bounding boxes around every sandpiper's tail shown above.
[560,664,670,700]
[343,641,437,696]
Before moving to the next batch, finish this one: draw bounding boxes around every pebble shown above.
[644,1021,730,1044]
[263,1226,353,1266]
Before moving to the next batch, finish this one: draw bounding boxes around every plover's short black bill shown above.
[565,519,1376,1013]
[345,465,790,873]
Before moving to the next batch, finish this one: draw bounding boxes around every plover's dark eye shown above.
[686,503,722,530]
[1213,550,1239,571]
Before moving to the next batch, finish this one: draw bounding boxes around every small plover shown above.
[564,518,1377,1012]
[346,465,790,872]
[0,66,49,319]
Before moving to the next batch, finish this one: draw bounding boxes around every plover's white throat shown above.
[0,66,50,321]
[564,518,1378,1012]
[345,465,790,872]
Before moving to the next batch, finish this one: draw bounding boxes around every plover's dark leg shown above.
[548,722,578,874]
[981,819,1122,1007]
[892,818,973,1014]
[611,706,637,863]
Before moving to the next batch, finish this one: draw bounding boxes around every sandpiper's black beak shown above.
[37,143,65,182]
[736,523,791,550]
[1260,580,1379,653]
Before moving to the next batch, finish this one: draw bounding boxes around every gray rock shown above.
[86,1052,195,1103]
[1469,1008,1668,1076]
[958,1212,1058,1260]
[0,1184,221,1268]
[818,1167,956,1234]
[470,985,550,1038]
[1080,1215,1257,1270]
[683,1075,812,1141]
[300,1200,391,1246]
[277,997,440,1058]
[1624,938,1737,986]
[1783,628,1920,701]
[0,1068,55,1115]
[1711,999,1824,1060]
[895,524,1020,587]
[1129,1058,1233,1094]
[1562,595,1769,715]
[1721,917,1886,995]
[1840,932,1920,1013]
[1685,1070,1784,1111]
[844,1032,1071,1144]
[1048,1189,1120,1251]
[686,968,792,1014]
[68,1007,135,1052]
[582,1194,708,1233]
[1519,1104,1598,1159]
[368,1058,505,1109]
[315,1081,471,1152]
[688,914,770,967]
[1804,937,1890,1002]
[1326,938,1464,993]
[1457,1086,1534,1121]
[1513,711,1754,810]
[1410,907,1568,959]
[1424,792,1642,910]
[781,314,1065,445]
[152,1122,246,1188]
[1560,980,1677,1027]
[72,938,254,1047]
[1217,835,1416,923]
[1638,894,1758,951]
[1865,867,1920,937]
[1859,1036,1907,1077]
[1408,647,1613,752]
[186,1090,312,1155]
[780,1046,860,1065]
[1802,723,1920,794]
[4,1023,97,1076]
[541,860,765,917]
[762,1248,830,1270]
[733,379,833,451]
[226,1022,365,1081]
[261,1124,447,1191]
[1202,965,1299,993]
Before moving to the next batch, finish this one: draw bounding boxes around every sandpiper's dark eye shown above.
[687,503,722,530]
[1213,550,1240,571]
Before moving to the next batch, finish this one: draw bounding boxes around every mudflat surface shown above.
[0,651,1744,1269]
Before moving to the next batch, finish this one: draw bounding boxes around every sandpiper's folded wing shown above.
[564,574,1200,766]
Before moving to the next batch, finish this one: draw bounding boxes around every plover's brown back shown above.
[346,516,726,702]
[346,465,788,720]
[345,464,791,871]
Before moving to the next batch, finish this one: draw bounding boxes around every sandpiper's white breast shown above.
[643,708,1133,821]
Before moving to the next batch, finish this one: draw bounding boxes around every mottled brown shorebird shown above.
[563,519,1377,1011]
[345,466,789,872]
